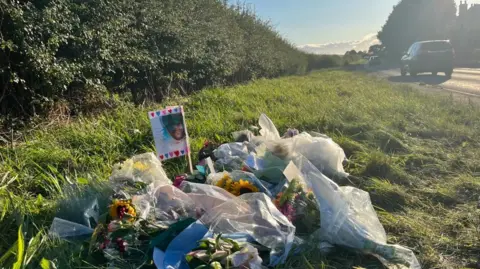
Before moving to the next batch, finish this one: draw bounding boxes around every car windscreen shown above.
[420,42,452,51]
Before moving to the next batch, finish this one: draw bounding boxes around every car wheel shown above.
[445,70,453,78]
[432,72,438,76]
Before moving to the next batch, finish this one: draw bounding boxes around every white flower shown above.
[229,244,263,269]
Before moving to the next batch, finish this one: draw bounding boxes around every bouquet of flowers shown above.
[273,178,320,236]
[109,153,171,195]
[90,196,167,267]
[186,234,263,269]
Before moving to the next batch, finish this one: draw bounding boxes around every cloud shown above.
[297,33,380,55]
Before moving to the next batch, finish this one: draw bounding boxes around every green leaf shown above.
[13,224,25,269]
[192,241,209,251]
[109,228,132,239]
[40,258,51,269]
[215,234,222,251]
[76,177,89,185]
[35,194,44,206]
[302,255,315,269]
[0,241,17,265]
[25,230,46,265]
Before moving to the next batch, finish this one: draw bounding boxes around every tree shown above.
[368,44,384,55]
[378,0,456,58]
[344,49,357,56]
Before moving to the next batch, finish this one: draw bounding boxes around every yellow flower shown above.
[231,179,259,196]
[224,178,234,192]
[133,161,148,172]
[215,174,231,189]
[109,199,136,220]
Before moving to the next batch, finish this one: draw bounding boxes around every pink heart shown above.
[169,152,174,157]
[150,112,155,118]
[162,110,166,115]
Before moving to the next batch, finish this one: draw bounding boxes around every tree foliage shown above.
[378,0,457,58]
[0,0,334,120]
[368,44,384,54]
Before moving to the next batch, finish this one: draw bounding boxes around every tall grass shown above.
[1,70,480,268]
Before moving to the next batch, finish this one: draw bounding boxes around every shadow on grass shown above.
[417,190,459,208]
[295,245,387,269]
[455,182,480,203]
[363,156,415,186]
[369,189,408,212]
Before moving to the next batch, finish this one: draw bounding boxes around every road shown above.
[370,67,480,97]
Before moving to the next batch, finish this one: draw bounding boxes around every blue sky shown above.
[229,0,480,45]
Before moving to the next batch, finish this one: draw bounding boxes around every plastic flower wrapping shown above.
[47,115,421,269]
[88,193,169,267]
[273,178,321,236]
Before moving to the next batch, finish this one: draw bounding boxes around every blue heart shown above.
[156,111,161,117]
[174,108,178,112]
[165,153,169,158]
[181,150,185,155]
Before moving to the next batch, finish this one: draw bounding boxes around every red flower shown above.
[173,175,187,188]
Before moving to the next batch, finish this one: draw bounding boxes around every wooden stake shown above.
[181,106,194,174]
[187,152,193,174]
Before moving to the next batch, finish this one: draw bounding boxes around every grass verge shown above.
[1,70,480,268]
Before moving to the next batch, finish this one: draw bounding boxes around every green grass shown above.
[1,70,480,268]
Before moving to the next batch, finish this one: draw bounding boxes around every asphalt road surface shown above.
[370,67,480,97]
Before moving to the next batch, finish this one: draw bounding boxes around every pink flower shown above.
[173,175,186,188]
[280,203,296,222]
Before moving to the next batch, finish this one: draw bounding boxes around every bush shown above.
[0,0,341,122]
[307,54,343,71]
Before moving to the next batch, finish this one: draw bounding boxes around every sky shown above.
[229,0,480,46]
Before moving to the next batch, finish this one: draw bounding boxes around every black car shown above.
[401,40,455,77]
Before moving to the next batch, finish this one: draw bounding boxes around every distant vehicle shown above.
[368,56,381,66]
[401,40,454,77]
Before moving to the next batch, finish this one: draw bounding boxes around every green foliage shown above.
[13,224,25,269]
[307,54,343,71]
[0,0,343,122]
[378,0,457,58]
[343,50,366,65]
[40,258,52,269]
